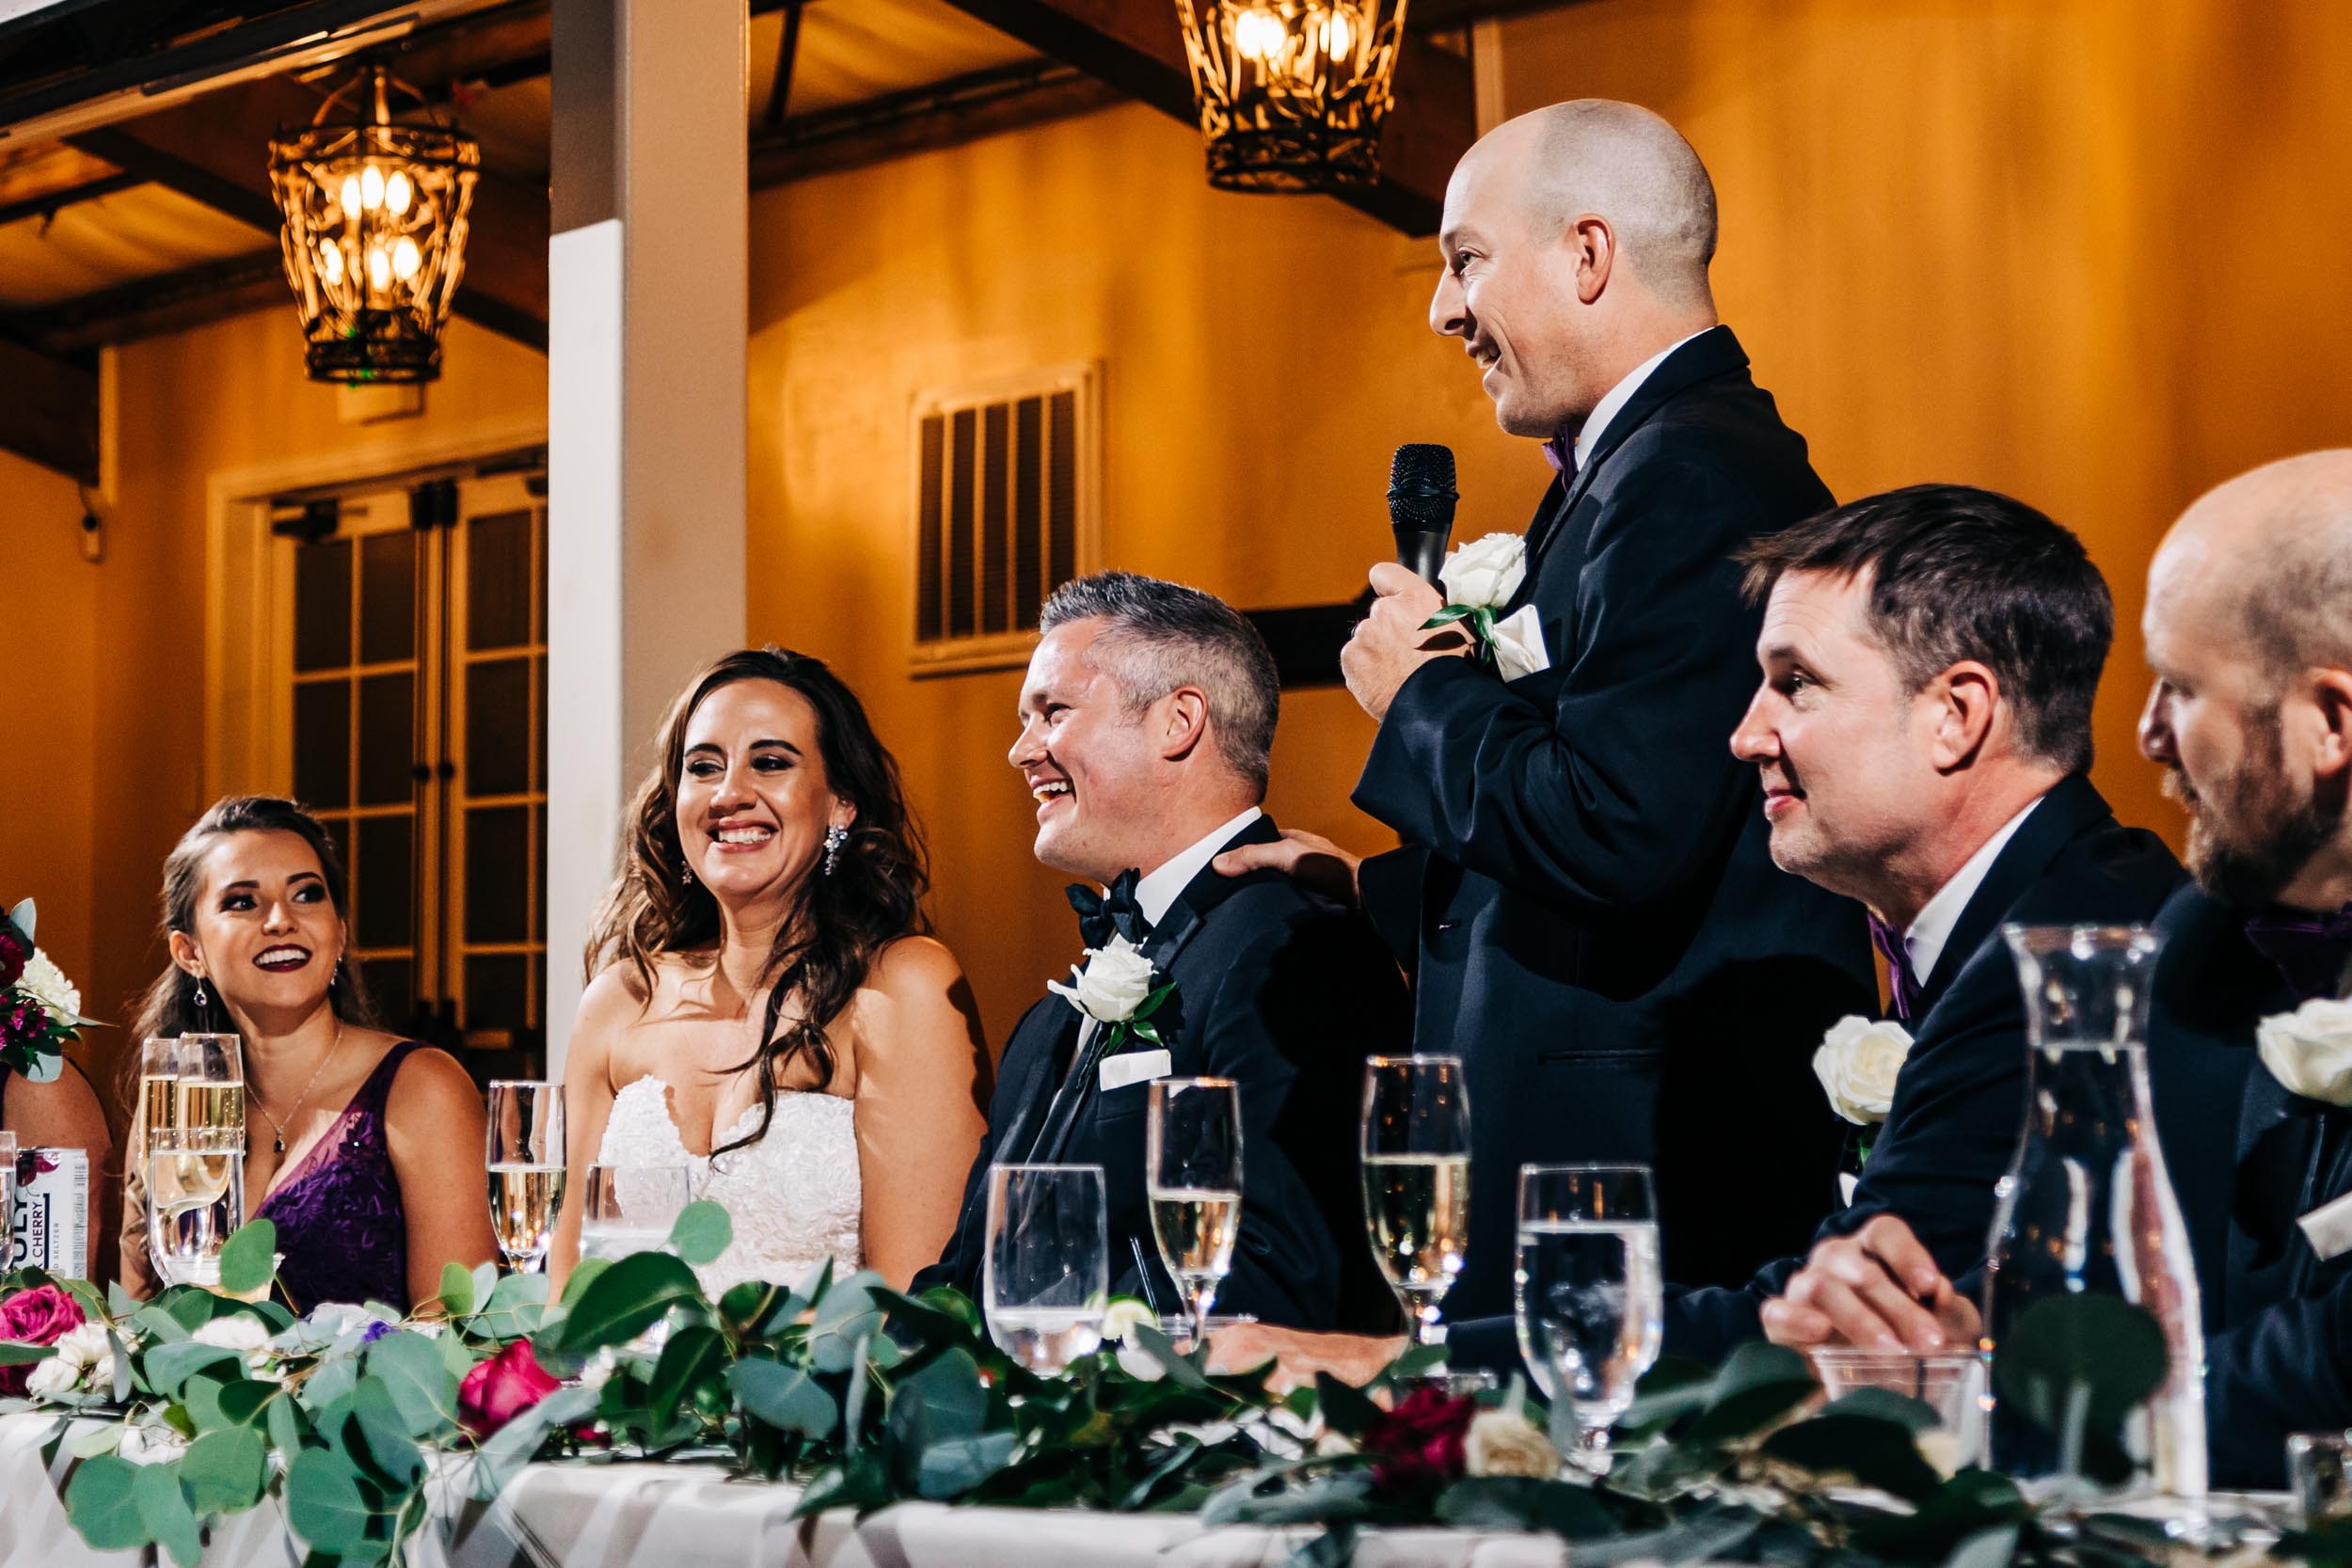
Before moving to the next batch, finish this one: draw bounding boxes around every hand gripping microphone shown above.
[1388,443,1458,587]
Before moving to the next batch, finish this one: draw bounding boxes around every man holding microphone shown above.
[1217,100,1871,1356]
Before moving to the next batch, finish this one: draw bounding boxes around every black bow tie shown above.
[2244,902,2352,1004]
[1067,868,1151,950]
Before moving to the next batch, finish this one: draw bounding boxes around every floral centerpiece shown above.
[0,1206,2275,1568]
[1,899,103,1085]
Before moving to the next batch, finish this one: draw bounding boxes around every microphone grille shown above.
[1389,442,1457,497]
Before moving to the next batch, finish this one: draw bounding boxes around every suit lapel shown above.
[1914,775,2114,1014]
[997,998,1081,1164]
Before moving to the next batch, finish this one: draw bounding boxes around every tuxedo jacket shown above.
[1657,777,2185,1362]
[2140,884,2352,1489]
[914,815,1409,1332]
[1353,325,1876,1315]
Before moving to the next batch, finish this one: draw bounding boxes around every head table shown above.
[0,1411,1580,1568]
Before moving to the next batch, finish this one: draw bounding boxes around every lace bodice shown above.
[596,1075,862,1294]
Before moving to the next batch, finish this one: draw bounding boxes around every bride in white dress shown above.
[550,648,992,1295]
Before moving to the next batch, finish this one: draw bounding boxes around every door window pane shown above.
[294,538,352,673]
[357,673,416,807]
[358,531,419,664]
[354,814,415,951]
[294,680,351,810]
[359,958,413,1025]
[464,953,531,1044]
[468,512,532,650]
[466,658,532,798]
[466,804,531,943]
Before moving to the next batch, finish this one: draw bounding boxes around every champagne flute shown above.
[0,1131,17,1271]
[1360,1054,1472,1349]
[579,1163,694,1361]
[174,1033,246,1143]
[485,1081,566,1273]
[147,1123,244,1288]
[1146,1078,1244,1350]
[138,1036,181,1144]
[1515,1163,1661,1475]
[984,1164,1108,1373]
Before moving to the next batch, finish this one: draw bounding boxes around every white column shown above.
[545,0,747,1072]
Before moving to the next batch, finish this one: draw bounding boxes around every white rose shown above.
[1047,935,1157,1024]
[1438,532,1529,610]
[118,1424,187,1465]
[87,1354,116,1392]
[51,1323,111,1371]
[193,1313,275,1370]
[1465,1407,1563,1479]
[1812,1015,1913,1125]
[24,1355,81,1401]
[2257,998,2352,1107]
[1114,1344,1167,1383]
[16,949,79,1020]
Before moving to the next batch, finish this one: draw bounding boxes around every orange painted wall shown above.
[1493,0,2352,844]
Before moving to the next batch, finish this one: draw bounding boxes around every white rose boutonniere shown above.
[1424,533,1551,682]
[1047,933,1176,1065]
[2257,997,2352,1106]
[1813,1015,1914,1145]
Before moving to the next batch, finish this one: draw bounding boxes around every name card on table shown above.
[8,1148,88,1273]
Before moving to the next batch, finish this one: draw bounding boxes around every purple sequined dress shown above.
[255,1041,422,1313]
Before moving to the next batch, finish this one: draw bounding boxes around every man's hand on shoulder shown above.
[1214,827,1362,907]
[1760,1213,1979,1353]
[1342,562,1470,722]
[1205,1323,1406,1393]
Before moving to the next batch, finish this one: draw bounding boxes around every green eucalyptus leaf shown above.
[914,1431,1017,1499]
[551,1251,703,1353]
[887,1347,986,1454]
[346,1376,426,1488]
[180,1424,268,1515]
[1760,1412,1946,1502]
[1684,1340,1818,1444]
[560,1255,612,1307]
[0,1341,55,1366]
[437,1260,477,1318]
[719,1279,779,1332]
[668,1200,734,1266]
[1201,1467,1375,1528]
[1314,1371,1380,1439]
[469,1383,599,1502]
[1436,1476,1617,1538]
[1944,1523,2024,1568]
[142,1340,242,1399]
[1133,1323,1212,1390]
[179,1368,245,1432]
[1993,1293,2168,1452]
[62,1452,147,1550]
[1381,1341,1448,1384]
[1420,606,1474,629]
[1820,1384,1942,1432]
[216,1378,277,1429]
[300,1350,359,1413]
[727,1358,838,1439]
[8,899,33,942]
[647,1324,729,1429]
[476,1269,550,1339]
[216,1217,278,1297]
[286,1448,375,1550]
[131,1460,203,1567]
[809,1270,887,1372]
[365,1330,460,1438]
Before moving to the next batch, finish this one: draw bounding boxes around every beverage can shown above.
[8,1148,91,1274]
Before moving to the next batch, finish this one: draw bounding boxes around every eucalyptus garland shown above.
[0,1207,2333,1568]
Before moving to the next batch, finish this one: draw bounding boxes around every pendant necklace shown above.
[254,1020,343,1156]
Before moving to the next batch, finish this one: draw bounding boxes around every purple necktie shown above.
[2243,903,2352,1004]
[1868,914,1923,1024]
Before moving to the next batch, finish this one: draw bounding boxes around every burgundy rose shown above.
[1360,1386,1475,1494]
[0,1284,86,1397]
[0,925,24,990]
[458,1338,560,1437]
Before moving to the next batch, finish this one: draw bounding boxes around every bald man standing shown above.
[1222,102,1872,1313]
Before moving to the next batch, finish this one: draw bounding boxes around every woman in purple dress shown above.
[120,798,495,1310]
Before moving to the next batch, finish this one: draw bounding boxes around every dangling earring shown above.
[680,863,695,887]
[328,958,341,992]
[193,977,209,1012]
[822,823,848,878]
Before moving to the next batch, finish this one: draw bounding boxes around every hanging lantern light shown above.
[1173,2,1407,193]
[269,68,480,384]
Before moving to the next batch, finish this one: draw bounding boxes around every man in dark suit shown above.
[916,572,1407,1332]
[1655,485,2184,1361]
[1760,451,2352,1487]
[1217,100,1872,1327]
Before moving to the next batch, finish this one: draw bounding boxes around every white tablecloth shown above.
[0,1414,1569,1568]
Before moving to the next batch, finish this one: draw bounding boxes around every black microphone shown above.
[1388,443,1458,587]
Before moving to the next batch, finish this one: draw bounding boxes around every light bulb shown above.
[367,245,391,291]
[360,165,385,211]
[385,169,413,216]
[1233,7,1279,61]
[1325,9,1354,56]
[391,237,421,281]
[317,240,343,283]
[340,175,361,217]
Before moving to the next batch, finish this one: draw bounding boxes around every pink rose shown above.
[0,1284,86,1396]
[458,1338,559,1437]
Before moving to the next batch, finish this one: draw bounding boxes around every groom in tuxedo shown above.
[916,572,1408,1331]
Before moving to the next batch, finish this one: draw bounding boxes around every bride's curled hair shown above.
[584,646,928,1159]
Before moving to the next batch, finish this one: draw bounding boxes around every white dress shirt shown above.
[1133,807,1265,927]
[1901,795,2046,988]
[1571,326,1715,471]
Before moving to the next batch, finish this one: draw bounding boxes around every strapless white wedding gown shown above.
[596,1075,863,1294]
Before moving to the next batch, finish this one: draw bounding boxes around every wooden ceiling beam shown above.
[1,248,288,355]
[933,0,1473,234]
[1407,0,1584,27]
[64,72,547,349]
[750,60,1120,191]
[0,331,98,484]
